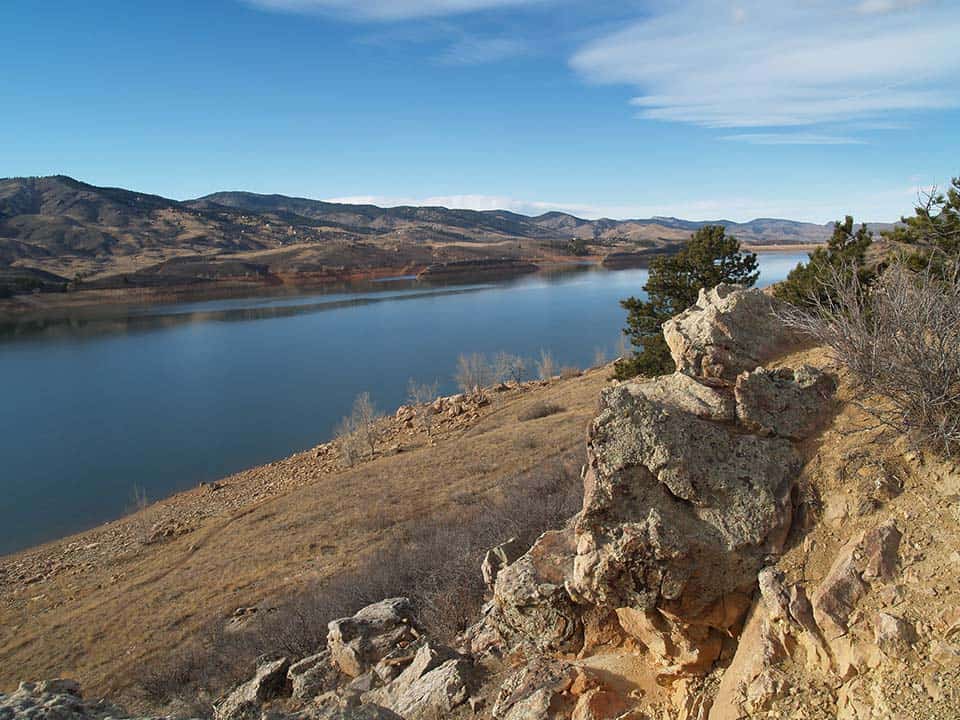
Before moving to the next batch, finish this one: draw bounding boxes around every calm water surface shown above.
[0,252,807,554]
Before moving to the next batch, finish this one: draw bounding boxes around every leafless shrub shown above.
[335,393,382,464]
[493,352,527,384]
[593,347,608,367]
[536,349,557,380]
[780,259,960,456]
[560,366,581,379]
[518,402,564,421]
[455,353,493,392]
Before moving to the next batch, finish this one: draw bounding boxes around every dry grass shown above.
[0,368,608,709]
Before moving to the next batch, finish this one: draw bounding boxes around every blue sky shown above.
[2,0,958,222]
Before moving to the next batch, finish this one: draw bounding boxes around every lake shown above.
[0,252,807,555]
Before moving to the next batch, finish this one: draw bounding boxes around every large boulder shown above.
[484,528,583,654]
[663,285,799,382]
[362,641,471,720]
[327,598,421,678]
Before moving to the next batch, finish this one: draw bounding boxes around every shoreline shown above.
[0,245,815,322]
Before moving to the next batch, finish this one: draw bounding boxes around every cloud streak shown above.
[571,1,960,129]
[722,133,868,145]
[247,0,544,21]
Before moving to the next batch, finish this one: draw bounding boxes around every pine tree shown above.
[615,225,759,379]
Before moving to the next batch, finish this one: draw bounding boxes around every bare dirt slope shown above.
[0,369,609,700]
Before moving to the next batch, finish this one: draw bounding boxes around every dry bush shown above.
[536,349,557,380]
[407,379,439,435]
[455,353,493,392]
[780,260,960,456]
[136,459,583,712]
[335,393,382,465]
[560,366,581,379]
[493,352,527,384]
[518,402,564,421]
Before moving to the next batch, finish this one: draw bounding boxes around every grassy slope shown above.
[0,369,609,700]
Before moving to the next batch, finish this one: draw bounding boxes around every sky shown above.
[2,0,958,223]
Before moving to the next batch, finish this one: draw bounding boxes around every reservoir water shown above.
[0,252,807,554]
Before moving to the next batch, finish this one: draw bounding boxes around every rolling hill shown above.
[1,175,877,301]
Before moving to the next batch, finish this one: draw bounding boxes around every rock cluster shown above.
[471,285,835,716]
[210,598,472,720]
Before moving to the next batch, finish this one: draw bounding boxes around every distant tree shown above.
[615,225,759,379]
[455,353,493,393]
[774,216,873,308]
[493,352,527,384]
[567,237,589,256]
[335,392,382,464]
[536,349,557,380]
[884,177,960,275]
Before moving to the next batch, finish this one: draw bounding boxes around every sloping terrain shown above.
[1,175,864,305]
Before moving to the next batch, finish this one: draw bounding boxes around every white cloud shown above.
[323,189,920,224]
[857,0,927,15]
[570,1,960,128]
[438,36,526,65]
[247,0,543,21]
[722,133,867,145]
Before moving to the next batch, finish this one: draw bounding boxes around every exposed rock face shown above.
[474,285,825,691]
[491,659,579,720]
[710,521,905,720]
[481,537,524,592]
[215,657,290,720]
[327,598,421,678]
[734,365,835,439]
[484,528,582,654]
[0,681,158,720]
[663,284,799,382]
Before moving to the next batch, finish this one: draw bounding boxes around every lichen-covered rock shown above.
[491,659,579,720]
[327,598,420,678]
[573,378,797,609]
[215,657,290,720]
[735,365,835,439]
[362,640,471,719]
[288,651,342,702]
[663,285,799,382]
[481,537,524,592]
[485,528,583,654]
[0,680,181,720]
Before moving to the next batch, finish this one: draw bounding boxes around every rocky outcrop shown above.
[204,599,472,720]
[663,284,800,382]
[0,681,152,720]
[470,285,833,714]
[327,599,421,678]
[215,657,290,720]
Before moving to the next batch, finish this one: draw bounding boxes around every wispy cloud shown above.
[329,194,830,222]
[570,1,960,129]
[247,0,545,21]
[438,36,526,65]
[722,133,868,145]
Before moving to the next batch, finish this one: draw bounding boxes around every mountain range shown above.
[0,175,886,296]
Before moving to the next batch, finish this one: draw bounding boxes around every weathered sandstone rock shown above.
[215,657,290,720]
[362,641,471,720]
[288,651,342,702]
[485,528,582,654]
[327,598,420,678]
[491,659,579,720]
[0,681,121,720]
[734,365,835,439]
[663,284,799,382]
[481,537,523,592]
